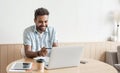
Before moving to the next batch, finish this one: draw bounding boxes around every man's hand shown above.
[39,47,48,57]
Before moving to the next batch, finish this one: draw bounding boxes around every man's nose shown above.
[41,22,46,26]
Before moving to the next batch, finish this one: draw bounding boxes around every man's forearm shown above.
[24,45,48,58]
[25,51,39,58]
[24,45,39,58]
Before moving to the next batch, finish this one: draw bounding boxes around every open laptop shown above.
[45,46,83,69]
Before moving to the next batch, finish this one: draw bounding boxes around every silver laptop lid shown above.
[46,46,83,69]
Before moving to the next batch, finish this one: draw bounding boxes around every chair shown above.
[106,46,120,73]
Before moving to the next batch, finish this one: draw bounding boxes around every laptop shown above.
[45,46,83,69]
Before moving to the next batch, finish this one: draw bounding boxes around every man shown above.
[23,8,58,58]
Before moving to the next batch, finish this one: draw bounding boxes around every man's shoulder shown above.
[47,26,55,31]
[24,25,35,32]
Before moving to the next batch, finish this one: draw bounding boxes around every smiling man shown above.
[23,8,58,58]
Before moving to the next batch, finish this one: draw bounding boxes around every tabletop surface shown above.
[6,58,118,73]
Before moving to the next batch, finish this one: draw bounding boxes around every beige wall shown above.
[0,42,120,73]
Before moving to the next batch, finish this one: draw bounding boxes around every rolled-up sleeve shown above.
[23,29,31,46]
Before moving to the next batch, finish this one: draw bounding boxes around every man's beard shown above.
[36,25,48,32]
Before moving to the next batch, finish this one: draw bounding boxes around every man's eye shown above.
[45,21,48,23]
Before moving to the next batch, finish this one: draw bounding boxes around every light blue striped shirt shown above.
[23,25,58,52]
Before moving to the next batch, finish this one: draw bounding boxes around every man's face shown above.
[34,15,48,32]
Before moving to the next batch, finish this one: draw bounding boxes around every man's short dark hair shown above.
[34,7,49,19]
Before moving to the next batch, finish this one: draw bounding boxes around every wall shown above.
[0,0,120,43]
